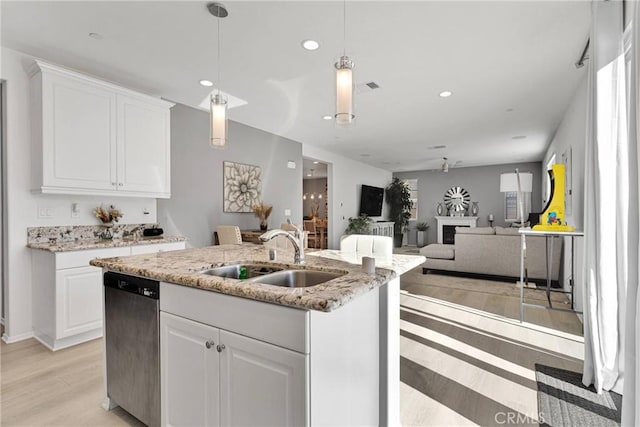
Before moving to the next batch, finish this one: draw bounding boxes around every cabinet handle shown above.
[205,340,215,349]
[216,344,226,352]
[118,183,123,187]
[111,182,116,186]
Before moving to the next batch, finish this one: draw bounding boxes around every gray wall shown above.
[395,161,543,245]
[158,104,303,248]
[303,178,327,219]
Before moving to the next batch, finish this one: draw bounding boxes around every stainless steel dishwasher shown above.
[104,272,160,427]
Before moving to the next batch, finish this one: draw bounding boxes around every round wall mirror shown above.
[443,186,471,213]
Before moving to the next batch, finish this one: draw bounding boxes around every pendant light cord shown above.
[343,0,346,56]
[217,6,221,96]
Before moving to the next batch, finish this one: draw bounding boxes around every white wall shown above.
[542,75,587,312]
[302,145,392,248]
[1,47,157,342]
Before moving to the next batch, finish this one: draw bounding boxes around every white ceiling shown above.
[1,1,591,172]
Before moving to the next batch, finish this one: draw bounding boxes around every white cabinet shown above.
[56,266,104,338]
[160,312,306,427]
[161,312,220,427]
[29,60,173,198]
[31,240,185,351]
[160,280,379,426]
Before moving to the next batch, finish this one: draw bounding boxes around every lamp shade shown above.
[210,93,228,148]
[335,56,354,125]
[500,172,532,193]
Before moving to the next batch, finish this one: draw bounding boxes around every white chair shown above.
[216,225,242,245]
[339,234,393,258]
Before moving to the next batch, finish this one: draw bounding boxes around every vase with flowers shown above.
[94,205,123,239]
[252,202,273,231]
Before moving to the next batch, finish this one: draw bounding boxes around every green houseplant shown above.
[385,177,413,247]
[345,214,372,235]
[415,221,429,247]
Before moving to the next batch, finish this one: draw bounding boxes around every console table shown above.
[518,228,584,322]
[435,216,478,244]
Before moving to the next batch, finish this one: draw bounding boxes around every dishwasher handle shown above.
[104,272,160,300]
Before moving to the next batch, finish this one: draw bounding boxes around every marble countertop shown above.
[90,245,425,312]
[27,235,187,252]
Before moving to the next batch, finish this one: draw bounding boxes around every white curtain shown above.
[622,1,640,425]
[583,0,627,395]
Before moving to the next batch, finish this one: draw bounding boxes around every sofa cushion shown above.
[420,244,455,260]
[456,226,495,235]
[495,227,521,236]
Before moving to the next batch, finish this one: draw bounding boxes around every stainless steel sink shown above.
[247,269,345,288]
[203,264,284,279]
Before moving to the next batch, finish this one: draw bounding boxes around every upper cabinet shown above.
[29,60,174,198]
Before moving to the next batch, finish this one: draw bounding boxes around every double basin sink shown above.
[202,263,346,288]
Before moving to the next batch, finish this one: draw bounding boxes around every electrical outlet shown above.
[38,207,54,218]
[71,203,80,218]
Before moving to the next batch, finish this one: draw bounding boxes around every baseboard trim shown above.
[34,329,102,351]
[2,330,34,344]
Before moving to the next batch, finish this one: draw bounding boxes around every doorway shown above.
[302,158,328,249]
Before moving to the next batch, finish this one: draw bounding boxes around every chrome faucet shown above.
[260,228,305,264]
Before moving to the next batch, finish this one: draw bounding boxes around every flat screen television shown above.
[359,185,384,217]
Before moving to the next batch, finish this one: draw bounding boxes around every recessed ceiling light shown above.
[301,39,320,51]
[360,154,371,157]
[307,173,312,177]
[199,80,214,87]
[89,32,103,40]
[439,91,453,98]
[506,108,514,112]
[313,161,319,164]
[512,135,527,139]
[322,115,332,120]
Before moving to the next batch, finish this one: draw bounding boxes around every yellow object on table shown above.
[533,163,575,232]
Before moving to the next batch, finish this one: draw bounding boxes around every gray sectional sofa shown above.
[419,226,562,283]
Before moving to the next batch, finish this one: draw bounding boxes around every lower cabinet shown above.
[160,312,307,427]
[55,266,104,338]
[31,241,186,350]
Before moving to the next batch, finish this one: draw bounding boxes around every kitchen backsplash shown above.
[27,224,159,244]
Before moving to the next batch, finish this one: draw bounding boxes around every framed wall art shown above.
[223,161,262,212]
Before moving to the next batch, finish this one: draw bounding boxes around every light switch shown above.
[284,209,291,216]
[287,161,296,169]
[71,203,80,218]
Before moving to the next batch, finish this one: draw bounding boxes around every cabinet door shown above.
[219,330,308,427]
[117,94,171,197]
[42,72,117,191]
[55,266,103,338]
[161,312,220,427]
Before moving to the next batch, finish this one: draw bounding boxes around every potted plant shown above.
[385,177,413,247]
[252,202,273,231]
[345,214,372,235]
[416,221,429,247]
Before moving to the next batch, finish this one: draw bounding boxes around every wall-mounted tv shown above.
[359,185,384,217]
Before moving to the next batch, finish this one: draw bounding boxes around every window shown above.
[405,179,418,220]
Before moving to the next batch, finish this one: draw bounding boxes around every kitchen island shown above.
[91,244,424,426]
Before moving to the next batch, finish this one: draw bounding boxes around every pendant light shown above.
[335,0,354,125]
[208,3,228,148]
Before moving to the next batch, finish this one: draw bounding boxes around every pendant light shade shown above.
[335,56,354,125]
[207,2,228,148]
[210,93,228,148]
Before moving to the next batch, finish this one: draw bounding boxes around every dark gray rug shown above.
[536,364,622,426]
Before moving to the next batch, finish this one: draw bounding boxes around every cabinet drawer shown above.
[130,241,186,255]
[161,282,309,354]
[56,247,130,269]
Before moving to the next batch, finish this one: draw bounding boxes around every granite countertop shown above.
[90,245,425,312]
[27,235,187,252]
